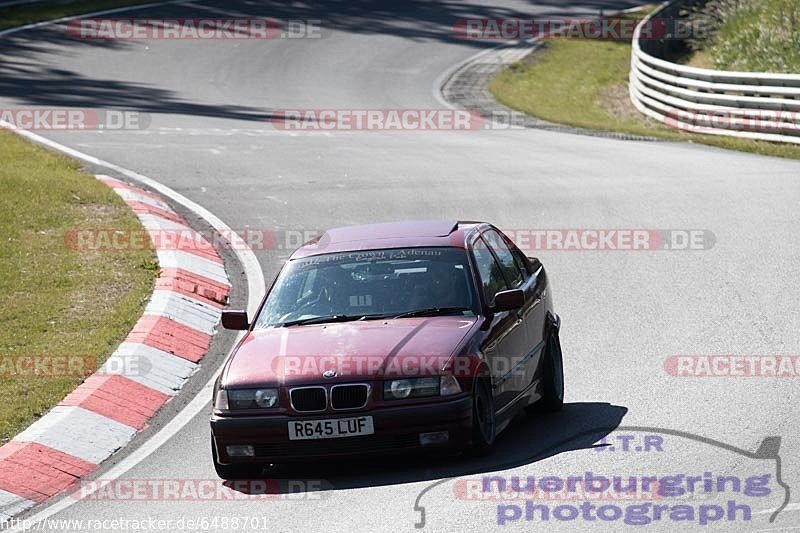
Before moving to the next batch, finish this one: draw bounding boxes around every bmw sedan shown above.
[210,220,563,478]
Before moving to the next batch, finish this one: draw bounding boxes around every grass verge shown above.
[487,11,800,159]
[0,0,168,32]
[694,0,800,73]
[0,130,156,443]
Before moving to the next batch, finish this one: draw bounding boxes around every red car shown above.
[210,220,563,478]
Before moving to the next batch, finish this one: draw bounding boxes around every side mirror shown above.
[221,310,249,330]
[492,289,525,313]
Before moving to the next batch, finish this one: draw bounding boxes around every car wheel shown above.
[211,437,261,480]
[528,327,564,414]
[469,378,496,456]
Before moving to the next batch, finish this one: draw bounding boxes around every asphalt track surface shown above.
[2,0,800,531]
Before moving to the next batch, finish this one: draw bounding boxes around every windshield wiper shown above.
[280,309,471,326]
[280,315,367,327]
[391,307,472,319]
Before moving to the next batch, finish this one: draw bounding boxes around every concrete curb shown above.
[439,39,666,142]
[0,175,231,519]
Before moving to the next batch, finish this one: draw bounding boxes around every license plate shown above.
[288,416,374,440]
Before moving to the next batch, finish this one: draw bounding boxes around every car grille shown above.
[290,387,326,412]
[254,434,418,457]
[331,384,369,410]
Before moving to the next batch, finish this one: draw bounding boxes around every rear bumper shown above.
[211,395,473,464]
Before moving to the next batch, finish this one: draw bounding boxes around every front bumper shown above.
[211,395,473,464]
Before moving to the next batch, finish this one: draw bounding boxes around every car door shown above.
[482,229,546,398]
[489,231,547,394]
[470,235,528,411]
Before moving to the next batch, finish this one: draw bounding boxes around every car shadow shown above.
[223,401,627,492]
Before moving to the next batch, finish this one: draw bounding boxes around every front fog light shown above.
[226,445,255,457]
[419,431,449,446]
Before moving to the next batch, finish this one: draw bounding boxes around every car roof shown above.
[289,220,485,259]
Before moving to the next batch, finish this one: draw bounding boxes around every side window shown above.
[482,230,524,288]
[472,237,509,306]
[511,249,529,277]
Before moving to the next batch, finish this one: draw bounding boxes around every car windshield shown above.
[254,247,479,328]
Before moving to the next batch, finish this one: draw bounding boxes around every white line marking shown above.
[155,249,229,285]
[111,187,174,212]
[10,373,227,531]
[144,290,221,334]
[14,406,137,464]
[144,290,220,335]
[1,131,263,526]
[136,213,194,232]
[101,342,198,395]
[0,0,195,38]
[754,502,800,515]
[3,137,262,528]
[0,490,35,521]
[1,1,264,523]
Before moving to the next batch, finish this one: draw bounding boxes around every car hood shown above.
[223,316,478,387]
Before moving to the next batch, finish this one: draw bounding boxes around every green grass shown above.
[0,0,169,32]
[0,130,156,443]
[704,0,800,73]
[488,12,800,160]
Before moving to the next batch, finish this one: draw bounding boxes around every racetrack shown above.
[2,0,799,531]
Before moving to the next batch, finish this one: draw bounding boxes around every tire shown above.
[528,327,564,414]
[468,378,496,456]
[211,437,261,480]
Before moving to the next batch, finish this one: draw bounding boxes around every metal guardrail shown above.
[629,0,800,144]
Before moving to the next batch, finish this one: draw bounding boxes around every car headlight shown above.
[384,377,440,400]
[217,388,280,410]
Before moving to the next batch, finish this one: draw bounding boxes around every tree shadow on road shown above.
[0,0,646,122]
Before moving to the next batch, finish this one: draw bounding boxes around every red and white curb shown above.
[0,175,231,519]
